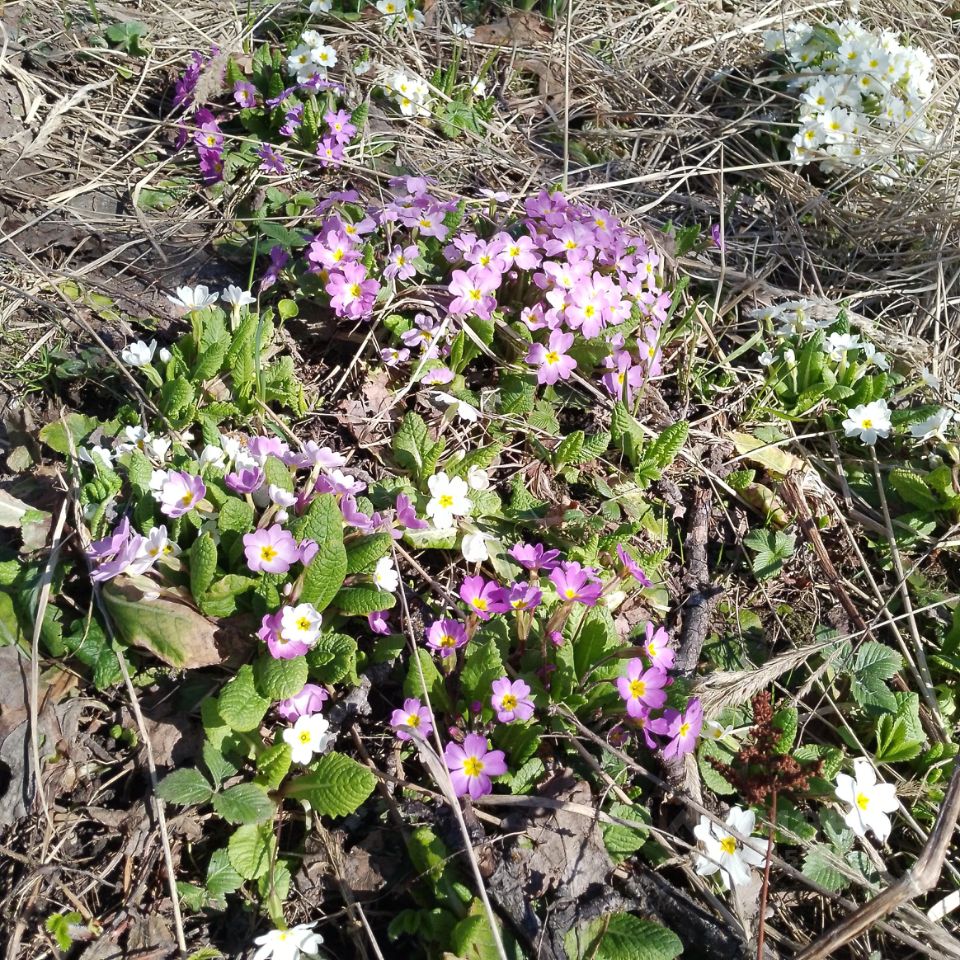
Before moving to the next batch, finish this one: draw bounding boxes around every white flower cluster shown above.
[286,29,338,84]
[382,70,432,117]
[763,18,936,176]
[376,0,424,29]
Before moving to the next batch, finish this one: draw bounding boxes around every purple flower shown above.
[234,80,257,108]
[617,545,652,587]
[326,263,379,320]
[277,683,329,722]
[643,622,675,671]
[324,109,356,144]
[527,329,577,386]
[710,223,724,251]
[616,659,668,717]
[257,143,286,175]
[284,442,346,471]
[384,244,420,281]
[247,436,289,464]
[390,698,433,741]
[317,136,344,168]
[509,541,560,572]
[197,148,224,184]
[173,51,204,108]
[395,493,428,530]
[549,561,603,606]
[259,611,311,659]
[260,245,289,292]
[340,494,373,530]
[368,610,391,634]
[299,539,320,566]
[491,581,542,612]
[650,698,703,760]
[87,517,131,562]
[448,265,501,319]
[225,466,265,495]
[158,471,206,518]
[459,575,508,621]
[421,366,454,386]
[89,530,145,582]
[444,734,507,799]
[602,352,645,404]
[243,524,300,574]
[425,619,468,658]
[490,677,534,723]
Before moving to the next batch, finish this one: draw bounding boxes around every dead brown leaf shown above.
[338,367,394,447]
[472,12,553,47]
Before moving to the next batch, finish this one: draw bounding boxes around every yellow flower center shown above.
[438,494,454,508]
[719,836,737,856]
[647,642,657,657]
[298,731,311,744]
[296,617,312,631]
[584,304,596,318]
[418,218,432,229]
[545,351,560,365]
[181,492,194,506]
[463,756,484,776]
[440,634,457,648]
[349,283,362,298]
[469,288,482,301]
[473,598,488,611]
[856,792,870,811]
[501,694,518,710]
[628,679,646,698]
[407,714,421,727]
[509,245,520,256]
[564,587,576,599]
[679,722,690,738]
[260,545,278,561]
[862,418,873,429]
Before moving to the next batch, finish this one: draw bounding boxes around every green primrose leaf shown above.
[286,752,377,817]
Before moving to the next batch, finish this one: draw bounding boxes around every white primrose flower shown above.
[222,285,256,310]
[120,339,157,368]
[287,44,314,75]
[283,713,331,765]
[309,0,332,10]
[198,444,226,470]
[158,347,172,363]
[433,390,480,423]
[280,603,323,646]
[842,399,892,445]
[376,0,404,21]
[909,408,953,443]
[79,445,113,465]
[404,7,424,28]
[823,332,862,362]
[425,472,472,529]
[758,351,775,367]
[470,75,487,97]
[921,367,941,391]
[253,923,325,960]
[694,807,768,890]
[702,720,737,742]
[861,342,889,371]
[354,58,372,76]
[268,484,298,508]
[461,530,490,563]
[466,465,490,490]
[149,469,168,493]
[835,758,899,843]
[451,19,475,38]
[309,42,337,71]
[373,557,399,592]
[166,285,219,312]
[129,525,180,574]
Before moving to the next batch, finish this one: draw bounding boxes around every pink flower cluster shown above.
[615,623,702,760]
[304,184,672,394]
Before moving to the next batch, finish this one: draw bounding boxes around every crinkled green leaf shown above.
[286,752,377,817]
